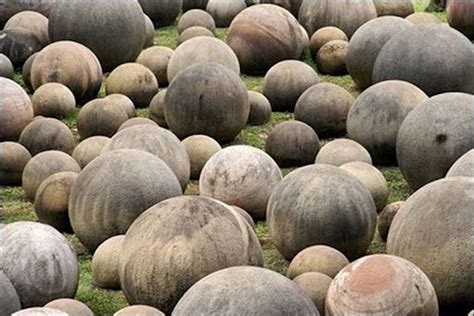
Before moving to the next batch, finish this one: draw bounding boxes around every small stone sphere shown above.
[139,0,183,27]
[377,201,404,242]
[293,272,332,314]
[447,0,474,40]
[143,14,155,48]
[182,135,222,180]
[263,60,320,112]
[406,12,441,24]
[295,82,354,138]
[446,149,474,178]
[200,145,282,220]
[44,299,94,316]
[0,78,34,142]
[34,171,79,233]
[0,270,21,316]
[72,136,110,169]
[287,245,350,279]
[0,27,42,66]
[31,83,76,118]
[177,26,215,45]
[315,139,372,167]
[183,0,209,11]
[115,305,165,316]
[265,121,320,168]
[316,40,348,75]
[22,52,37,92]
[172,266,319,316]
[104,94,136,118]
[92,235,124,290]
[309,26,348,58]
[326,254,439,315]
[149,90,168,127]
[4,11,50,47]
[231,205,256,229]
[118,117,158,131]
[106,63,159,108]
[0,142,32,186]
[136,46,174,87]
[12,308,68,316]
[0,53,14,78]
[373,0,414,17]
[167,36,240,83]
[247,91,272,126]
[178,9,216,33]
[206,0,247,27]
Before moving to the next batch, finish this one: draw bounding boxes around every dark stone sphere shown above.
[4,11,50,47]
[316,40,348,75]
[136,46,174,87]
[0,53,14,78]
[206,0,247,27]
[149,90,168,128]
[183,0,208,11]
[247,91,272,126]
[0,271,21,316]
[260,0,303,16]
[22,52,37,92]
[177,26,215,45]
[0,27,41,66]
[0,142,32,186]
[178,9,216,33]
[447,1,474,40]
[139,0,183,27]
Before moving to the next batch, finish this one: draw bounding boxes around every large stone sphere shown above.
[12,307,68,316]
[69,149,182,251]
[200,145,282,220]
[143,14,155,48]
[31,83,76,118]
[165,62,249,143]
[406,12,441,25]
[0,271,21,316]
[177,9,216,33]
[447,0,474,40]
[0,222,79,308]
[92,235,124,290]
[347,80,428,165]
[19,117,75,156]
[177,26,215,45]
[0,142,31,186]
[206,0,247,27]
[22,52,37,92]
[397,93,474,190]
[30,41,103,104]
[293,272,332,314]
[48,0,146,71]
[44,299,94,316]
[326,254,439,315]
[231,205,256,229]
[118,117,158,131]
[181,135,222,180]
[346,16,414,90]
[309,26,348,58]
[72,136,110,169]
[0,53,14,78]
[183,0,208,11]
[295,82,354,137]
[247,91,272,126]
[446,149,474,178]
[387,177,473,312]
[373,0,414,17]
[4,11,49,47]
[377,201,404,242]
[373,24,474,96]
[139,0,182,27]
[22,150,80,200]
[315,139,372,167]
[0,27,41,66]
[104,94,136,118]
[316,40,348,75]
[0,78,34,141]
[119,196,264,314]
[262,60,320,112]
[115,306,165,316]
[268,164,377,260]
[136,46,174,87]
[149,90,168,127]
[172,266,319,316]
[226,4,306,74]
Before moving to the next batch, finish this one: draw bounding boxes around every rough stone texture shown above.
[0,271,21,316]
[446,149,474,178]
[405,12,441,24]
[92,235,124,290]
[0,27,42,66]
[139,0,182,27]
[4,11,50,47]
[247,91,272,126]
[105,94,136,118]
[31,83,76,118]
[377,201,404,242]
[149,90,168,128]
[373,0,414,17]
[22,52,37,92]
[447,0,474,40]
[231,205,256,229]
[206,0,247,27]
[118,117,158,131]
[178,9,216,33]
[315,139,372,167]
[260,0,303,16]
[0,53,14,78]
[115,306,165,316]
[200,145,282,220]
[0,141,31,186]
[293,272,332,314]
[309,27,348,58]
[177,26,215,45]
[72,136,110,169]
[44,299,94,316]
[0,0,55,26]
[316,40,348,75]
[136,46,173,87]
[267,164,377,260]
[181,135,222,180]
[183,0,208,11]
[12,308,68,316]
[119,196,264,314]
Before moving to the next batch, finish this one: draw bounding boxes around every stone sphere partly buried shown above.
[373,0,414,17]
[0,27,42,66]
[183,0,209,11]
[309,26,348,58]
[119,196,264,314]
[0,53,14,78]
[206,0,247,27]
[247,91,272,126]
[0,142,31,186]
[4,11,50,47]
[92,235,124,290]
[267,164,377,260]
[178,9,216,33]
[182,135,222,180]
[377,201,404,242]
[316,40,348,75]
[31,83,76,118]
[44,299,94,316]
[446,149,474,178]
[149,90,168,127]
[0,271,21,316]
[315,139,372,167]
[139,0,183,27]
[200,145,282,220]
[115,306,165,316]
[177,26,215,45]
[71,136,110,169]
[136,46,174,87]
[118,117,158,131]
[293,272,332,314]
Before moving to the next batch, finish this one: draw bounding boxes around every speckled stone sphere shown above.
[177,26,215,45]
[0,53,14,78]
[118,117,158,131]
[293,272,332,314]
[4,11,50,47]
[373,0,414,17]
[136,46,174,87]
[315,139,372,167]
[405,12,441,24]
[71,136,110,169]
[92,235,124,290]
[44,299,94,316]
[182,135,222,180]
[377,201,404,241]
[0,27,41,66]
[139,0,183,27]
[31,83,76,118]
[0,142,31,186]
[316,40,348,75]
[105,94,136,118]
[115,305,165,316]
[178,9,216,33]
[309,26,348,58]
[206,0,247,27]
[247,91,272,126]
[446,149,474,178]
[0,271,21,316]
[149,90,168,127]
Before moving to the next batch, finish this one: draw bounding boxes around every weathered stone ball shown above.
[200,145,282,220]
[447,0,474,40]
[136,46,173,87]
[44,299,94,316]
[115,305,165,316]
[119,196,264,314]
[265,121,320,167]
[0,221,79,308]
[293,272,332,314]
[0,78,34,141]
[183,0,209,11]
[149,90,168,127]
[259,0,303,16]
[405,12,441,24]
[118,117,158,131]
[206,0,247,27]
[165,62,249,142]
[143,14,155,48]
[247,91,272,126]
[177,26,215,45]
[12,307,68,316]
[373,0,414,17]
[178,9,216,33]
[295,82,354,138]
[263,60,320,112]
[373,24,474,96]
[0,271,21,316]
[231,205,256,229]
[4,11,50,47]
[69,149,181,251]
[22,52,37,92]
[104,94,136,118]
[346,16,413,90]
[309,26,348,58]
[19,117,75,156]
[139,0,182,27]
[22,150,80,200]
[31,41,103,104]
[182,135,222,180]
[0,142,31,186]
[315,139,372,167]
[446,149,474,178]
[316,40,348,75]
[31,83,76,118]
[0,27,41,66]
[71,136,110,169]
[92,235,124,290]
[49,0,147,71]
[268,164,377,260]
[172,266,319,316]
[0,0,54,26]
[326,254,439,315]
[0,53,14,78]
[377,201,404,242]
[397,93,474,190]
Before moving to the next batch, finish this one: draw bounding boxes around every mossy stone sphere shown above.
[149,90,168,128]
[373,0,414,17]
[31,83,76,118]
[182,135,222,180]
[446,149,474,178]
[247,91,272,126]
[316,40,348,75]
[377,201,404,242]
[44,299,94,316]
[309,26,348,58]
[206,0,247,27]
[136,46,174,87]
[0,271,21,316]
[293,272,332,314]
[4,11,50,47]
[315,139,372,167]
[0,53,14,78]
[405,12,441,24]
[177,26,215,45]
[0,142,31,186]
[22,52,37,92]
[92,235,124,290]
[178,9,216,33]
[104,94,136,118]
[72,136,110,169]
[0,27,41,66]
[118,117,158,131]
[139,0,183,27]
[115,305,165,316]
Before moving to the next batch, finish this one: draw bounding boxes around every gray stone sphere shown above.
[104,94,136,118]
[44,299,94,316]
[118,117,158,131]
[405,12,441,25]
[183,0,209,11]
[247,91,272,126]
[72,136,110,169]
[143,14,155,48]
[0,27,41,66]
[377,201,404,241]
[22,52,37,92]
[12,308,68,316]
[181,134,222,180]
[138,0,183,27]
[231,205,256,229]
[177,26,215,45]
[115,305,165,316]
[309,26,348,58]
[0,271,21,316]
[31,83,76,118]
[316,40,348,75]
[447,1,474,40]
[4,11,50,47]
[136,46,174,87]
[293,272,332,314]
[315,139,372,167]
[446,149,474,178]
[0,142,31,186]
[92,235,124,290]
[0,53,14,78]
[0,0,54,26]
[206,0,247,27]
[149,90,168,127]
[178,9,216,33]
[373,0,414,17]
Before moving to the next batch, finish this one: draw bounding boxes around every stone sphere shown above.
[0,78,34,141]
[172,266,319,316]
[22,150,80,200]
[69,149,182,251]
[181,135,222,180]
[178,9,216,33]
[309,26,348,58]
[315,139,372,167]
[260,0,303,16]
[0,271,21,316]
[139,0,182,27]
[44,299,94,316]
[31,83,76,118]
[373,0,414,17]
[49,0,146,71]
[263,60,320,112]
[22,52,37,92]
[265,121,320,167]
[115,305,165,316]
[206,0,247,27]
[231,205,256,229]
[177,26,215,45]
[0,222,79,308]
[0,0,54,26]
[12,308,68,316]
[136,46,174,87]
[347,80,428,165]
[396,93,474,190]
[200,145,282,220]
[0,53,14,78]
[268,164,377,260]
[406,12,441,25]
[447,0,474,40]
[19,117,75,156]
[34,171,78,233]
[119,196,264,314]
[0,142,31,186]
[72,136,110,169]
[247,91,272,126]
[446,149,474,178]
[4,11,50,47]
[167,36,240,83]
[165,62,249,143]
[373,24,474,96]
[118,117,158,131]
[293,272,332,314]
[295,82,354,138]
[92,235,124,290]
[326,254,439,315]
[183,0,209,11]
[0,27,41,66]
[316,40,348,75]
[31,41,103,104]
[287,245,350,279]
[104,94,136,118]
[226,4,306,74]
[377,201,404,242]
[149,90,168,127]
[387,177,473,312]
[346,16,414,90]
[143,14,155,48]
[106,63,159,108]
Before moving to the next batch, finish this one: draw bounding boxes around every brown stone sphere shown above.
[149,90,168,127]
[316,40,348,75]
[177,26,215,45]
[115,305,165,316]
[136,46,174,87]
[143,14,155,48]
[22,52,37,92]
[181,134,222,180]
[260,0,303,16]
[373,0,415,17]
[247,91,272,126]
[0,53,14,78]
[0,27,42,66]
[44,299,93,316]
[447,0,474,40]
[206,0,247,27]
[406,12,441,24]
[178,9,216,33]
[138,0,183,27]
[92,235,124,290]
[71,136,110,169]
[4,11,50,47]
[104,94,136,118]
[118,117,158,131]
[310,26,348,58]
[315,139,372,167]
[31,83,76,118]
[293,272,332,314]
[0,142,32,186]
[378,201,404,242]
